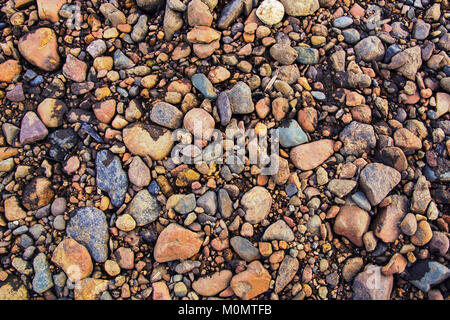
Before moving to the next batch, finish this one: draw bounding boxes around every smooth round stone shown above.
[278,119,309,148]
[311,91,326,101]
[256,0,285,26]
[150,102,183,129]
[333,16,353,28]
[295,46,319,65]
[192,73,217,99]
[342,28,360,44]
[115,214,136,231]
[351,191,372,211]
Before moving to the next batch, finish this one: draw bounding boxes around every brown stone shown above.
[152,281,171,300]
[411,220,433,246]
[18,28,61,72]
[74,278,109,300]
[37,0,67,22]
[373,195,408,243]
[0,60,22,83]
[22,177,55,211]
[51,238,93,282]
[333,205,370,247]
[230,261,271,300]
[154,223,203,262]
[290,139,335,170]
[187,26,221,43]
[381,253,407,276]
[192,270,233,296]
[4,196,27,221]
[37,98,68,128]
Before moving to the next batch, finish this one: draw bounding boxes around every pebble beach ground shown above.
[0,0,449,301]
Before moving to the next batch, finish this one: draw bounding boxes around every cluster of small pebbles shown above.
[0,0,449,300]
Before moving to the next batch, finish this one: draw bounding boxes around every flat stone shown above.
[256,0,285,26]
[225,81,254,114]
[278,119,308,148]
[405,260,450,292]
[241,186,272,224]
[333,205,370,247]
[0,277,29,300]
[354,36,385,62]
[32,253,53,294]
[150,102,183,129]
[192,270,233,296]
[262,220,294,242]
[19,111,49,145]
[192,73,217,99]
[123,123,174,160]
[328,179,357,198]
[22,177,54,211]
[128,156,151,187]
[275,255,299,293]
[280,0,320,16]
[63,54,87,83]
[0,60,21,83]
[18,28,60,71]
[37,98,67,128]
[51,238,93,282]
[339,121,376,156]
[230,236,260,262]
[217,0,244,29]
[352,265,393,300]
[126,190,161,226]
[373,195,408,243]
[66,207,109,263]
[295,46,319,64]
[290,139,335,170]
[410,175,431,214]
[154,223,203,262]
[96,150,128,207]
[359,163,401,206]
[74,278,108,300]
[230,261,271,300]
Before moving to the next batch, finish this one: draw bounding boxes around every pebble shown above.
[241,187,272,224]
[126,190,161,226]
[96,150,128,207]
[32,253,54,294]
[256,0,285,26]
[290,139,335,170]
[230,236,260,262]
[333,205,370,247]
[278,119,308,148]
[192,270,232,296]
[19,112,48,145]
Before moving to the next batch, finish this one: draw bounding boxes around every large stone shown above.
[192,270,233,296]
[241,187,272,224]
[4,196,26,221]
[37,98,67,128]
[136,0,165,11]
[18,28,60,71]
[217,0,244,29]
[373,195,408,243]
[359,163,401,206]
[393,46,422,81]
[0,277,29,300]
[230,236,260,262]
[333,205,370,247]
[163,3,184,41]
[62,54,87,83]
[352,265,393,300]
[154,223,203,262]
[290,139,335,170]
[183,108,215,139]
[66,207,109,263]
[410,175,431,214]
[230,261,271,300]
[99,3,126,26]
[256,0,285,26]
[404,260,450,292]
[278,119,308,148]
[51,238,93,282]
[123,123,174,160]
[32,253,54,294]
[74,278,109,300]
[188,0,213,27]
